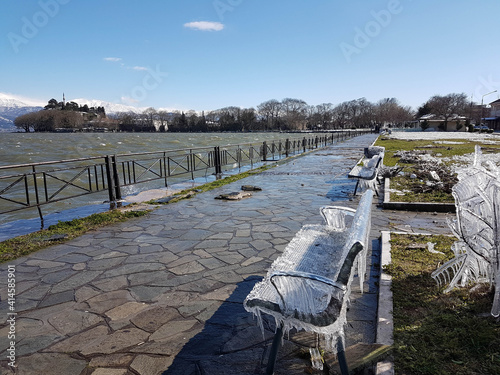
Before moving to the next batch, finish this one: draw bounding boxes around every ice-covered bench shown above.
[244,190,373,374]
[348,146,385,195]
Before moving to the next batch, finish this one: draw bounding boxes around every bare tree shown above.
[375,98,414,127]
[426,93,468,131]
[342,98,374,128]
[332,102,351,129]
[14,112,38,132]
[257,99,281,130]
[315,103,334,129]
[281,98,308,130]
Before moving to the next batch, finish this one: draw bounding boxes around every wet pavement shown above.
[0,134,454,375]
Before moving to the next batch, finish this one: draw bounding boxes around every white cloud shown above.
[103,57,122,62]
[184,21,224,32]
[131,66,148,71]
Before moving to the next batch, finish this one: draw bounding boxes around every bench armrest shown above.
[270,270,346,313]
[320,206,356,229]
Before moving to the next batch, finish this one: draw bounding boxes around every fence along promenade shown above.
[0,130,369,228]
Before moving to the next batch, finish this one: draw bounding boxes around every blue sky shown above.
[2,0,500,111]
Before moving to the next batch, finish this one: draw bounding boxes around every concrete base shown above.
[375,231,394,375]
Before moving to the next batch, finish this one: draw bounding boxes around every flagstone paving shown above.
[0,134,454,375]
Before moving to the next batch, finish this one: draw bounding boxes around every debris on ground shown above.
[241,185,262,191]
[215,191,253,200]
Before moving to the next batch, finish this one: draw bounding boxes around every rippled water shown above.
[0,132,293,166]
[0,132,303,240]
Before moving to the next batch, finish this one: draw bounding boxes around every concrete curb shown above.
[382,178,455,213]
[375,231,394,375]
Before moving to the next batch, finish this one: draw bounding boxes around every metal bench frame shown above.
[348,146,385,196]
[244,190,373,374]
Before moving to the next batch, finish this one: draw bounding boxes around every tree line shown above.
[112,97,414,133]
[15,93,480,132]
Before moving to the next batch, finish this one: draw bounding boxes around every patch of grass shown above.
[374,137,500,203]
[375,138,500,167]
[0,209,149,263]
[386,233,500,375]
[389,176,455,203]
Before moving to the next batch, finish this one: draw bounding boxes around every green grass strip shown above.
[0,210,149,263]
[386,233,500,375]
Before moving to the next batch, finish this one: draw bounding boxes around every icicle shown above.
[310,347,323,370]
[473,145,482,167]
[255,309,265,340]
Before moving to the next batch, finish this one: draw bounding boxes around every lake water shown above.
[0,132,308,240]
[0,132,297,166]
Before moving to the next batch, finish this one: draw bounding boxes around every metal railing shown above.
[0,130,368,227]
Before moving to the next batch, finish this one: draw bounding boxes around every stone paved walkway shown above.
[0,134,454,375]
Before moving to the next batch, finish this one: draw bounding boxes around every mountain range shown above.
[0,94,148,132]
[0,95,42,132]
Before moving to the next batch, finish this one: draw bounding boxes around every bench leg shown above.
[266,322,284,375]
[337,336,349,375]
[353,179,360,196]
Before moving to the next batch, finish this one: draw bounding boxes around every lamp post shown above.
[481,90,497,127]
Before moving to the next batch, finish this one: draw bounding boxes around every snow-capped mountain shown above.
[71,98,146,115]
[0,94,141,132]
[0,94,43,132]
[0,93,176,132]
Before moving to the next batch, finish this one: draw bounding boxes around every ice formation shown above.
[431,146,500,317]
[244,190,373,362]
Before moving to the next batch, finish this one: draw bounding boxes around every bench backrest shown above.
[364,146,385,159]
[337,190,373,285]
[270,190,373,323]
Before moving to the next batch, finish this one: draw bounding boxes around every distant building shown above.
[485,99,500,130]
[417,114,468,131]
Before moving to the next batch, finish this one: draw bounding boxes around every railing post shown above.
[214,146,222,175]
[302,137,306,153]
[285,138,290,157]
[189,150,195,181]
[262,141,267,161]
[111,155,122,203]
[32,165,44,229]
[237,146,242,169]
[105,155,117,208]
[163,152,168,187]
